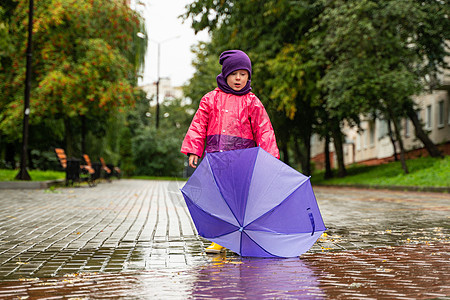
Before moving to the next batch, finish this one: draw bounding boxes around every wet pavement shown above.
[0,180,448,299]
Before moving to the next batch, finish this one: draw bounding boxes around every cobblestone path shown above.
[0,180,448,299]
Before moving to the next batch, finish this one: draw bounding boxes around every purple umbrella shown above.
[181,147,326,257]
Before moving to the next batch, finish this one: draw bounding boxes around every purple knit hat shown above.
[219,50,252,79]
[216,50,252,95]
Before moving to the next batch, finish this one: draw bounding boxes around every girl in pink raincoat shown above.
[181,50,279,253]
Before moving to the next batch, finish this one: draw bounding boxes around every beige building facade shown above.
[140,78,186,106]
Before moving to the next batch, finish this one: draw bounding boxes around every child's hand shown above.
[189,154,199,168]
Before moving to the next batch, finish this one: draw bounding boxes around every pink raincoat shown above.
[181,88,280,159]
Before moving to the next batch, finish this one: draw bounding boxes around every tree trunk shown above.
[281,143,290,166]
[387,119,399,161]
[293,137,305,172]
[331,120,347,177]
[81,116,86,155]
[303,131,312,176]
[64,117,75,158]
[5,142,16,169]
[324,133,333,179]
[406,107,443,158]
[390,115,409,174]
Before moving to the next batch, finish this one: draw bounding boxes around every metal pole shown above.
[156,42,160,129]
[16,0,34,181]
[150,36,179,129]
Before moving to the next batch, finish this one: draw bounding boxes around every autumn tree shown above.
[0,0,146,161]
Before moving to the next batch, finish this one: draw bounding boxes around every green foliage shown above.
[121,96,194,177]
[0,0,147,172]
[182,0,325,174]
[311,156,450,188]
[183,0,449,176]
[0,7,12,69]
[315,0,448,122]
[0,0,144,132]
[0,0,146,147]
[131,126,184,176]
[183,42,220,106]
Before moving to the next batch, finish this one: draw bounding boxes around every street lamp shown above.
[16,0,34,181]
[151,36,180,129]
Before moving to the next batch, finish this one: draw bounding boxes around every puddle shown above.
[0,243,448,299]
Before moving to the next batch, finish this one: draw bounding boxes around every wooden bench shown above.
[113,165,121,179]
[99,157,112,182]
[54,148,96,187]
[55,148,67,169]
[82,154,97,186]
[109,164,122,179]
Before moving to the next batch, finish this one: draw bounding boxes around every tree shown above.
[183,42,220,107]
[183,0,324,174]
[183,0,449,177]
[313,0,449,173]
[0,0,146,159]
[127,97,194,177]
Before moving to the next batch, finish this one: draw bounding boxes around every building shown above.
[140,78,186,106]
[311,63,450,169]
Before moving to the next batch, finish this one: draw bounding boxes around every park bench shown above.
[110,164,122,179]
[82,154,97,186]
[99,157,112,182]
[54,148,96,187]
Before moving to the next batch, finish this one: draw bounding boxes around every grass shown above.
[0,170,185,182]
[1,156,448,189]
[0,169,65,181]
[310,155,450,188]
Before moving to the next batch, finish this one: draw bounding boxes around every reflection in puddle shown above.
[0,255,325,299]
[191,254,325,299]
[0,243,448,299]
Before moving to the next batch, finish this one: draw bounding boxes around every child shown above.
[181,50,279,253]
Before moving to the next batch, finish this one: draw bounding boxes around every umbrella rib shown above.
[245,228,325,235]
[180,190,238,231]
[242,146,262,227]
[205,154,242,227]
[242,231,283,258]
[244,176,311,229]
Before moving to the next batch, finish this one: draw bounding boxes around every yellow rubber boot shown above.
[205,242,225,254]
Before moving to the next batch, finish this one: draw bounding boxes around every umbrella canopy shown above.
[181,147,326,257]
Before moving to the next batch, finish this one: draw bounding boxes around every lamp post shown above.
[16,0,34,181]
[151,36,179,129]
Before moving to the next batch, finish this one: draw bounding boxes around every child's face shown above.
[226,70,249,92]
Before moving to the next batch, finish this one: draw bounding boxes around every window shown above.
[448,99,450,125]
[363,129,368,149]
[356,134,361,151]
[426,105,432,130]
[369,122,375,146]
[377,119,388,139]
[438,100,444,127]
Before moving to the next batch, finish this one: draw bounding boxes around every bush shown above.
[131,126,185,177]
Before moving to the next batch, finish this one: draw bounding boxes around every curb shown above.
[0,179,64,190]
[314,184,449,193]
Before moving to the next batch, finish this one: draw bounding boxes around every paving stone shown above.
[0,180,448,298]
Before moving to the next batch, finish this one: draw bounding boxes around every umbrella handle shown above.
[307,208,315,236]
